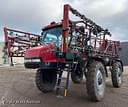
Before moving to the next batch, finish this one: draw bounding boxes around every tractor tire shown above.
[71,65,83,83]
[86,61,106,101]
[35,69,57,93]
[111,61,123,88]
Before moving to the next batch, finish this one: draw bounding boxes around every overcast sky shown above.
[0,0,128,42]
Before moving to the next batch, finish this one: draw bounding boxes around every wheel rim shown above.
[96,69,105,96]
[117,67,122,84]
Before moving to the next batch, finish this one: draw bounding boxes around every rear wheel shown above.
[86,61,106,101]
[35,69,57,93]
[111,61,123,88]
[71,65,83,83]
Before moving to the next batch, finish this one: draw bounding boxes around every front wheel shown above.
[86,61,106,101]
[35,69,57,93]
[111,61,123,88]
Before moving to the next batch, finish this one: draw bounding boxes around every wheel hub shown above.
[98,77,102,85]
[96,69,105,96]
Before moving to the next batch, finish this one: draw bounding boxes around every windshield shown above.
[41,27,62,47]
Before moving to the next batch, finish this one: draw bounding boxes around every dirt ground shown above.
[0,65,128,107]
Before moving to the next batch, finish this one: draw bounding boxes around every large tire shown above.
[71,65,83,83]
[86,61,106,101]
[35,69,57,93]
[111,61,123,88]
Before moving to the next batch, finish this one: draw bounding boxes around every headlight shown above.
[24,58,40,63]
[31,59,40,62]
[24,59,31,63]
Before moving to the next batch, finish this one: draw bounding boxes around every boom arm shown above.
[62,4,111,52]
[3,27,40,57]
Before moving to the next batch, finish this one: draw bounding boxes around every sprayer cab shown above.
[41,22,62,48]
[24,22,65,69]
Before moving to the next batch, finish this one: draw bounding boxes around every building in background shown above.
[0,42,24,65]
[120,42,128,66]
[0,42,4,64]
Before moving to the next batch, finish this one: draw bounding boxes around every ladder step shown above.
[58,77,67,80]
[64,67,71,70]
[56,71,70,97]
[56,95,63,98]
[56,86,65,89]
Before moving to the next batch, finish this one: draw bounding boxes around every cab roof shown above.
[42,22,62,31]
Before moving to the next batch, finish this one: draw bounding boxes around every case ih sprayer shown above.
[4,4,123,101]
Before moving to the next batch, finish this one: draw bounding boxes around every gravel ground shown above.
[0,65,128,107]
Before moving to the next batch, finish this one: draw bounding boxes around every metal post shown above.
[10,57,14,66]
[62,4,70,53]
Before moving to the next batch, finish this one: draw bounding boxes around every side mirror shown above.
[37,36,41,42]
[40,32,44,42]
[119,47,122,51]
[41,32,43,36]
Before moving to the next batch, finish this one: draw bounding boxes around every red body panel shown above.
[25,44,65,62]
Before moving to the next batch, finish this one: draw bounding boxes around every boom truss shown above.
[62,4,120,57]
